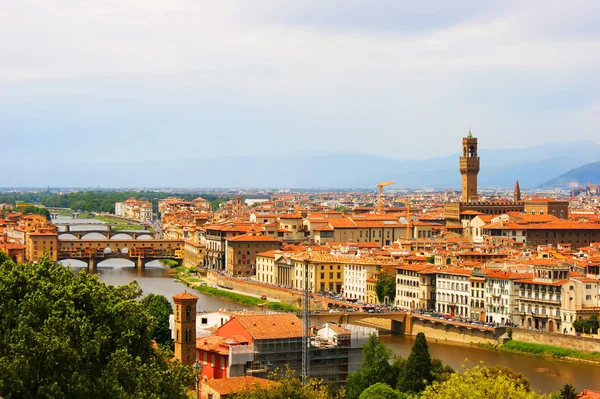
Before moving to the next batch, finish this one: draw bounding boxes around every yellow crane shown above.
[377,181,394,214]
[406,198,412,239]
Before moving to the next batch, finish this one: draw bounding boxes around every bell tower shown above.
[172,291,198,366]
[459,129,480,202]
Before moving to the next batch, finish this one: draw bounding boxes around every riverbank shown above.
[175,269,300,312]
[475,340,600,365]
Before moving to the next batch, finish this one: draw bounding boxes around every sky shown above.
[1,0,599,168]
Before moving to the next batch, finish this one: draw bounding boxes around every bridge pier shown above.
[136,257,145,270]
[88,257,97,273]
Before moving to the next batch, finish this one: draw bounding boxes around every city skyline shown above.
[1,1,599,170]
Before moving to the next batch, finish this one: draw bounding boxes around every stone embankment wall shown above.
[205,272,328,310]
[512,329,600,352]
[408,317,499,345]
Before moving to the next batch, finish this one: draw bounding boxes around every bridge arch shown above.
[58,258,87,267]
[58,233,78,240]
[137,234,153,240]
[97,258,135,268]
[81,232,108,240]
[111,233,134,240]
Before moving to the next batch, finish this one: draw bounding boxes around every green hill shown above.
[542,161,600,188]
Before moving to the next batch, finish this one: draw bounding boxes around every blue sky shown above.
[1,0,599,167]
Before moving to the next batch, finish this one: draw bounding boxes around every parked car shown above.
[260,294,267,300]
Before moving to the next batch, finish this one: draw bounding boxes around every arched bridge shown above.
[58,230,154,240]
[310,312,507,338]
[58,239,183,271]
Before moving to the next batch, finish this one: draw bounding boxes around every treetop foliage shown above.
[420,364,542,399]
[0,191,223,213]
[375,271,396,304]
[0,255,193,398]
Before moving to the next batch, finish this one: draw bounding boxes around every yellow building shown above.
[183,240,205,269]
[292,252,346,294]
[26,227,58,262]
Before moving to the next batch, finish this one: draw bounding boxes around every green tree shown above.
[485,366,530,392]
[420,365,542,399]
[346,334,397,399]
[375,271,396,304]
[425,255,435,264]
[430,358,454,383]
[574,314,599,334]
[396,333,432,394]
[0,257,193,399]
[550,383,578,399]
[359,383,401,399]
[140,293,173,346]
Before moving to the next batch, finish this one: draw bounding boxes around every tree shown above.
[140,293,173,346]
[574,314,599,334]
[420,365,541,399]
[551,383,578,399]
[346,334,397,399]
[359,383,401,399]
[375,271,396,304]
[0,257,193,398]
[425,255,435,264]
[430,358,455,383]
[485,366,530,392]
[396,332,432,394]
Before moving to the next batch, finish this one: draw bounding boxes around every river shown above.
[57,218,600,395]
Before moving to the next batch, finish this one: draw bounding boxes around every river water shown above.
[58,219,600,394]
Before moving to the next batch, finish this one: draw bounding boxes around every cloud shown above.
[0,0,598,167]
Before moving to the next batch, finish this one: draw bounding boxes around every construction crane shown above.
[377,181,394,214]
[301,249,312,386]
[406,197,412,239]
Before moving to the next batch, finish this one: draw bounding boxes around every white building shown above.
[435,269,472,318]
[483,270,525,325]
[394,263,434,310]
[343,261,381,302]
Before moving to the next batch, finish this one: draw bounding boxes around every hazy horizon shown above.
[1,1,599,184]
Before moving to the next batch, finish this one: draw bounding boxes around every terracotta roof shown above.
[203,376,276,395]
[227,234,282,243]
[172,291,199,300]
[514,279,570,286]
[233,314,303,340]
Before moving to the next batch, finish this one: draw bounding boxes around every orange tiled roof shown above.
[233,314,303,340]
[203,376,276,395]
[227,234,281,243]
[172,291,198,300]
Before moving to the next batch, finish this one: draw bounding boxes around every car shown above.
[329,308,341,313]
[260,294,267,300]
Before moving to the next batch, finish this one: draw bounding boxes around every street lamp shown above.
[193,360,203,399]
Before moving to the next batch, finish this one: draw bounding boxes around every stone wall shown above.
[512,329,600,352]
[408,317,499,345]
[205,272,325,310]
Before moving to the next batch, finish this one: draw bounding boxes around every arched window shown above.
[186,305,192,321]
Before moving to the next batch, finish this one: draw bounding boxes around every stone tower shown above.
[514,180,521,202]
[459,129,480,203]
[172,291,198,366]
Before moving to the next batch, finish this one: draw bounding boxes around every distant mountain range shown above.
[541,162,600,188]
[1,140,599,189]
